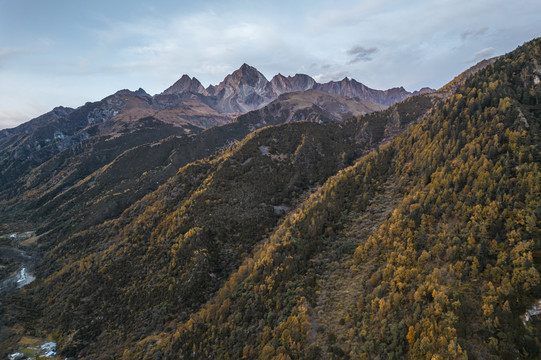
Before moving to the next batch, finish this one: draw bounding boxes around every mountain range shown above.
[157,63,430,113]
[0,64,431,195]
[0,38,540,360]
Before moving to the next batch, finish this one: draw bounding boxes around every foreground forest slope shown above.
[31,90,433,358]
[137,39,541,359]
[1,74,436,359]
[20,91,419,357]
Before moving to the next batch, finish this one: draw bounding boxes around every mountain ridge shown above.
[163,63,434,113]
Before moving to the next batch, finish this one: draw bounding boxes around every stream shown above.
[0,244,36,297]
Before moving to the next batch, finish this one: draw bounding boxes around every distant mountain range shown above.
[0,64,431,197]
[0,64,433,150]
[158,63,433,113]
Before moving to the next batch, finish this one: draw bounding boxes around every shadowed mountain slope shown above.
[132,38,540,359]
[1,38,535,360]
[1,94,436,358]
[0,88,389,235]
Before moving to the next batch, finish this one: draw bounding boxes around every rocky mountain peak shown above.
[162,75,208,96]
[226,63,268,88]
[264,73,317,98]
[157,64,431,114]
[204,64,270,113]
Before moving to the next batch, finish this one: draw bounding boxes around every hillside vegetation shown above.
[135,39,540,359]
[0,90,435,358]
[1,38,539,360]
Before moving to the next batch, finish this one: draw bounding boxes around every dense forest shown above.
[1,38,540,359]
[136,39,540,359]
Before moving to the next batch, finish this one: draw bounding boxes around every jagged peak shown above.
[232,63,267,80]
[210,63,269,93]
[161,75,207,95]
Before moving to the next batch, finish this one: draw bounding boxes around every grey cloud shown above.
[311,63,331,70]
[468,47,495,63]
[0,48,25,68]
[347,46,378,63]
[461,26,488,40]
[313,71,349,83]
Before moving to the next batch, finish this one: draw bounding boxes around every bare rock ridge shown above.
[161,75,209,96]
[264,73,317,98]
[159,63,435,114]
[314,77,411,106]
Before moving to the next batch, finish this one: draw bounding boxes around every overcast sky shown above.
[1,0,540,129]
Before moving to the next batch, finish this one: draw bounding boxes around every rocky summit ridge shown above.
[161,63,433,113]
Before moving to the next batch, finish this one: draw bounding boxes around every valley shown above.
[0,233,37,297]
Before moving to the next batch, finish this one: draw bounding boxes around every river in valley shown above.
[0,241,37,297]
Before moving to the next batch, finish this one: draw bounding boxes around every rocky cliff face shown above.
[206,63,271,113]
[263,73,317,98]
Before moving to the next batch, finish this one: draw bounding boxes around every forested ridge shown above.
[20,94,430,358]
[133,39,540,359]
[1,38,539,359]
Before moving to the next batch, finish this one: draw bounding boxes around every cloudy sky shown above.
[1,0,540,129]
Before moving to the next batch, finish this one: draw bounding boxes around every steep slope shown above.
[0,94,436,358]
[33,122,365,357]
[132,38,540,359]
[233,90,387,128]
[438,57,499,95]
[0,84,236,205]
[0,106,75,141]
[109,98,231,130]
[0,89,214,196]
[0,116,199,228]
[0,96,120,191]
